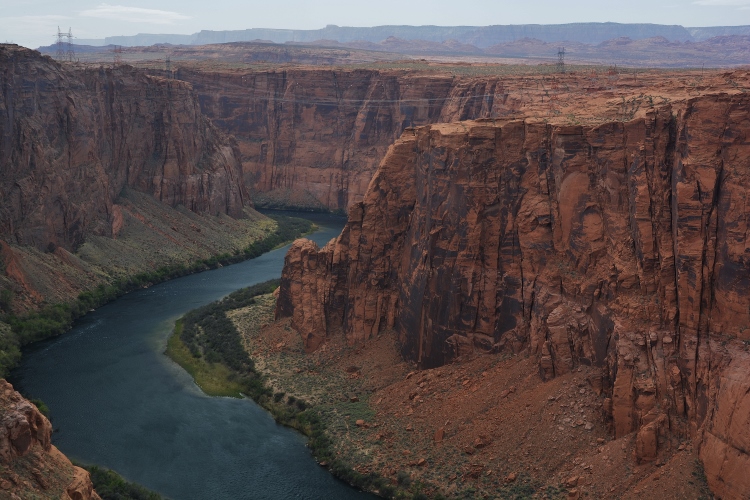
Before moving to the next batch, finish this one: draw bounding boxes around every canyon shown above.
[0,44,275,497]
[2,37,750,498]
[277,88,750,497]
[164,62,745,215]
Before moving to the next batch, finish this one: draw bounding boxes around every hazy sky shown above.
[2,0,749,49]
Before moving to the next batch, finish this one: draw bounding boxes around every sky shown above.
[1,0,749,49]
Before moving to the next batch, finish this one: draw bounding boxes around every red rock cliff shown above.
[0,45,247,251]
[0,380,100,499]
[277,94,750,498]
[175,67,513,211]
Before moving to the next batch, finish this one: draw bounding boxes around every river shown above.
[10,212,374,500]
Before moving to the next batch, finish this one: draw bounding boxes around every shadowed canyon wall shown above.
[277,95,750,498]
[175,68,517,211]
[0,45,247,253]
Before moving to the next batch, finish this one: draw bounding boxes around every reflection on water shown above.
[12,213,372,500]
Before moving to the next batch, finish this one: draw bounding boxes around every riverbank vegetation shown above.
[165,280,280,398]
[79,464,163,500]
[0,215,313,378]
[167,282,442,499]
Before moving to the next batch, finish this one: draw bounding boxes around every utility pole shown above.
[557,47,565,74]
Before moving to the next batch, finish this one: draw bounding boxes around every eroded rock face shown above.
[0,380,101,499]
[0,381,51,463]
[175,68,514,211]
[277,94,750,498]
[0,45,247,252]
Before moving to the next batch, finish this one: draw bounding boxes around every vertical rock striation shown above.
[176,68,516,211]
[277,94,750,498]
[0,45,247,252]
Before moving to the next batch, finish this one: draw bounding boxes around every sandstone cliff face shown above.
[0,45,247,252]
[175,68,514,211]
[0,380,100,499]
[277,94,750,498]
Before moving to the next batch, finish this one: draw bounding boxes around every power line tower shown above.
[557,47,565,74]
[113,45,123,67]
[55,27,75,62]
[165,55,172,78]
[55,27,65,61]
[66,28,75,62]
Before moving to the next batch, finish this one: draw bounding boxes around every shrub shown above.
[83,465,163,500]
[0,289,12,312]
[30,398,50,418]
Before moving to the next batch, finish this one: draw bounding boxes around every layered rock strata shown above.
[277,94,750,498]
[0,380,100,499]
[0,45,247,252]
[175,68,516,211]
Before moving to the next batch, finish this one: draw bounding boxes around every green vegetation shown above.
[80,464,163,500]
[0,289,12,312]
[0,214,313,378]
[0,322,21,377]
[165,280,281,398]
[30,398,50,418]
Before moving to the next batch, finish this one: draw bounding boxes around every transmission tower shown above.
[113,45,123,67]
[55,27,75,62]
[55,27,65,61]
[557,47,565,74]
[66,28,75,62]
[166,55,172,78]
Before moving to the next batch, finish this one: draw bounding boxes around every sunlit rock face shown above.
[278,94,750,499]
[0,379,101,499]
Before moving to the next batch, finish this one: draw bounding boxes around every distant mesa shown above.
[39,22,750,68]
[65,22,750,49]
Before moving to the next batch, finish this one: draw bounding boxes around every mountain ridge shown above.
[69,22,750,48]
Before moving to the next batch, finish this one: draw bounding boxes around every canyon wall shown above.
[0,45,247,252]
[176,68,517,211]
[277,95,750,498]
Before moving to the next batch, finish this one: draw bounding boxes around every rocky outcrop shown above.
[175,68,517,211]
[277,94,750,498]
[0,380,100,499]
[0,44,247,252]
